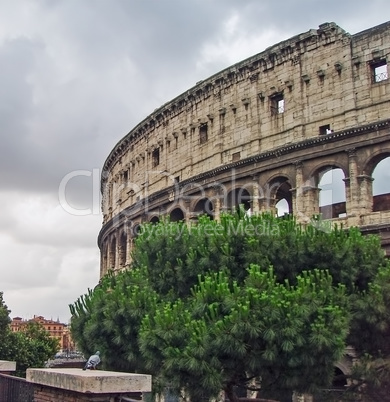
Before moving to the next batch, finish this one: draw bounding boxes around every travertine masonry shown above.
[99,21,390,275]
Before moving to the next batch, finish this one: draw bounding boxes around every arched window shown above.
[226,188,251,212]
[373,156,390,212]
[119,232,127,267]
[193,198,214,220]
[275,198,289,216]
[109,237,116,269]
[170,208,184,222]
[318,168,346,218]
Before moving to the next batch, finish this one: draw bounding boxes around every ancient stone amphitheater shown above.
[99,21,390,277]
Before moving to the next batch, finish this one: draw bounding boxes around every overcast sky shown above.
[1,1,390,323]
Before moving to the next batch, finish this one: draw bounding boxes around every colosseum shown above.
[98,20,390,277]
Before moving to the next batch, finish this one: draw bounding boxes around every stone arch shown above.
[363,149,390,177]
[132,223,142,237]
[150,215,160,224]
[265,175,293,215]
[307,162,347,188]
[226,187,251,212]
[193,198,214,219]
[170,207,185,222]
[366,153,390,212]
[308,164,347,219]
[332,366,348,389]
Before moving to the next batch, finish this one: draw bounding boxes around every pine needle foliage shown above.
[139,265,349,399]
[69,212,390,401]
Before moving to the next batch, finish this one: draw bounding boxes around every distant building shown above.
[10,315,75,352]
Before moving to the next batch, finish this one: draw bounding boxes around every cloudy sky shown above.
[1,0,390,323]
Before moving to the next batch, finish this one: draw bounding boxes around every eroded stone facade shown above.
[99,21,390,276]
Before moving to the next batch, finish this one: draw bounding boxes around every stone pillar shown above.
[107,236,113,271]
[357,174,374,214]
[211,185,223,222]
[125,223,133,266]
[183,200,191,226]
[99,248,105,278]
[115,230,120,271]
[292,160,318,224]
[251,177,260,214]
[345,148,361,226]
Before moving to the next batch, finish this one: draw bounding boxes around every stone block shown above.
[26,368,152,394]
[0,360,16,372]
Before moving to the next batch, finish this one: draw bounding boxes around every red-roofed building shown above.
[10,315,75,352]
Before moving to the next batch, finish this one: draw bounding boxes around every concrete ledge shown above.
[0,360,16,372]
[26,368,152,394]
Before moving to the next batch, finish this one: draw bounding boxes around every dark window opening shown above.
[270,93,284,115]
[199,124,208,144]
[372,60,388,83]
[152,149,160,167]
[319,124,333,135]
[232,152,241,162]
[175,176,180,183]
[123,171,128,182]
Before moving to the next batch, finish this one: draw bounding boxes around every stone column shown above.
[115,230,120,271]
[292,160,318,223]
[125,223,133,266]
[345,148,361,226]
[107,236,113,271]
[357,174,374,214]
[213,197,221,221]
[99,248,105,278]
[251,176,260,214]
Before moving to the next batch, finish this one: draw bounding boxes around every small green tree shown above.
[70,212,390,400]
[0,292,11,358]
[5,322,59,377]
[0,293,59,377]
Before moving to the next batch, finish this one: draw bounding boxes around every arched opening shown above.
[132,224,142,237]
[275,198,289,216]
[150,216,160,224]
[226,188,251,212]
[119,232,127,267]
[268,177,292,216]
[102,245,109,276]
[170,208,185,222]
[318,168,346,218]
[332,367,348,389]
[373,156,390,212]
[193,198,214,220]
[109,236,116,269]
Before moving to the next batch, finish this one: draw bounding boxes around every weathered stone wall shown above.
[99,21,390,275]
